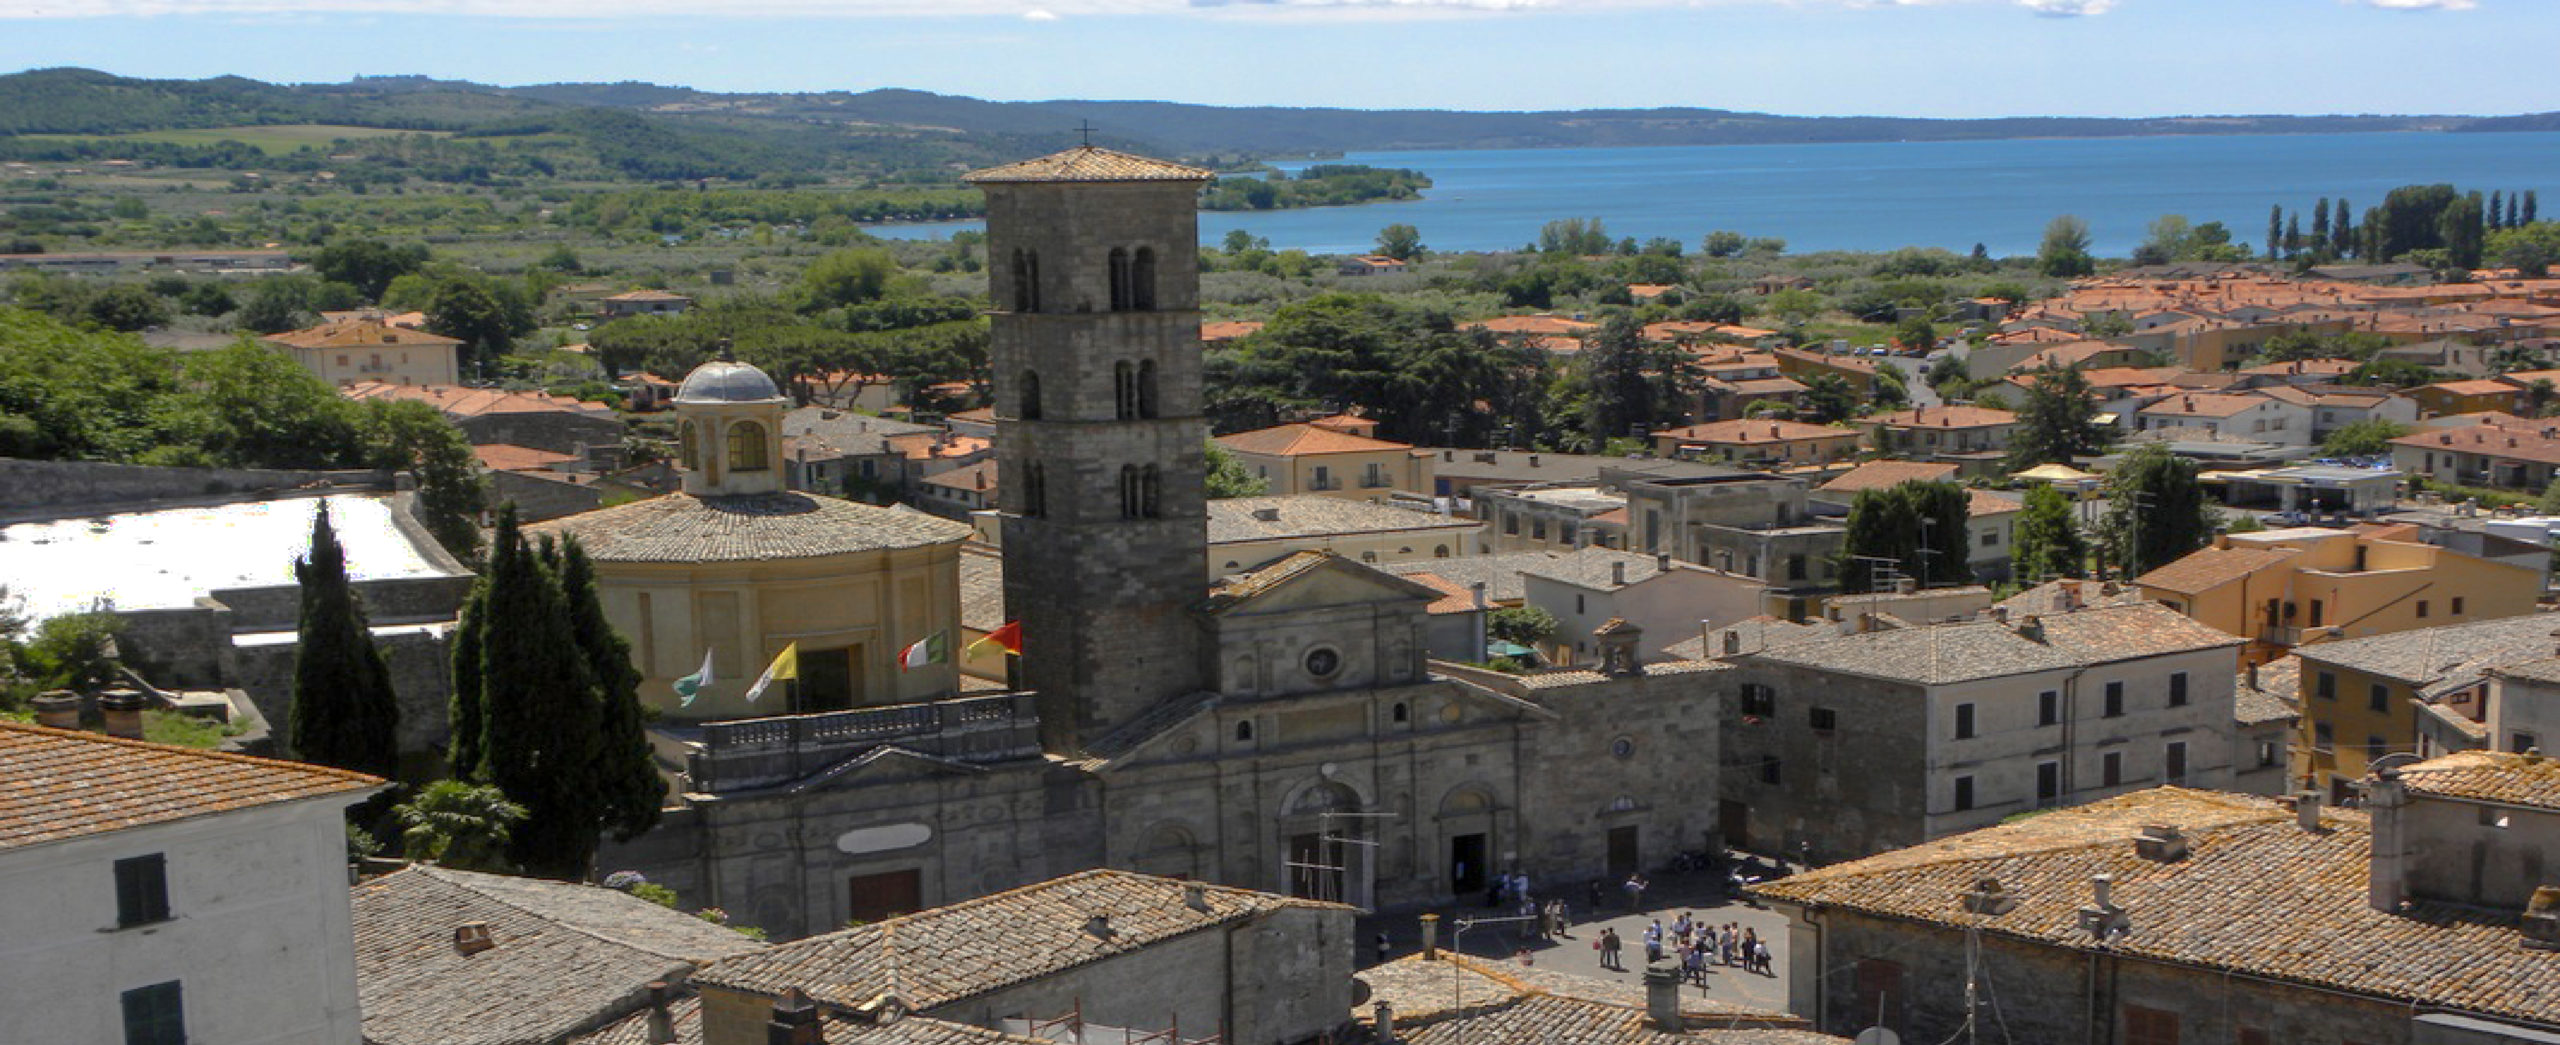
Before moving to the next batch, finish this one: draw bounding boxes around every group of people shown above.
[1643,914,1773,980]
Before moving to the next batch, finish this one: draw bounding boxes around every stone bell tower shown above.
[965,146,1213,752]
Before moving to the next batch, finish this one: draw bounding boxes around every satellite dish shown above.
[1854,1029,1902,1045]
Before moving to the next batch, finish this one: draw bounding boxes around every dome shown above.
[675,360,782,403]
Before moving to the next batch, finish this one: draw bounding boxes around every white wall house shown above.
[1521,547,1766,666]
[0,723,384,1045]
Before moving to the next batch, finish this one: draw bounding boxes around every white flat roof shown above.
[1,495,458,623]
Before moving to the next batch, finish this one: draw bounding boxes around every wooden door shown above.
[1449,833,1487,895]
[1606,825,1640,879]
[847,869,921,926]
[1719,800,1751,851]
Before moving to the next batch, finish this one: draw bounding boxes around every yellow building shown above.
[1649,418,1863,469]
[2136,526,2543,662]
[1213,422,1434,499]
[2290,613,2560,798]
[531,358,975,721]
[266,317,463,387]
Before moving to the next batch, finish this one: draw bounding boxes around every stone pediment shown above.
[1085,680,1548,775]
[782,745,990,795]
[1203,551,1442,619]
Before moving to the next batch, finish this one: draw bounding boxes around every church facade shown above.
[602,146,1728,940]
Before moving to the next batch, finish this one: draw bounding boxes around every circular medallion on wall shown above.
[1611,736,1637,760]
[1304,646,1342,678]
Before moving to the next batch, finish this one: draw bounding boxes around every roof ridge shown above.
[400,865,716,963]
[0,720,382,787]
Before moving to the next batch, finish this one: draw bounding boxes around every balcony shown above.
[1306,477,1343,491]
[686,693,1040,794]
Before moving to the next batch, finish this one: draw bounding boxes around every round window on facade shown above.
[1611,737,1636,760]
[1304,647,1342,678]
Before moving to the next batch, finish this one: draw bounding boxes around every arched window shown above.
[726,420,770,472]
[1434,545,1451,558]
[1132,247,1157,311]
[1011,249,1041,312]
[1108,247,1132,311]
[1137,360,1159,419]
[1235,720,1254,742]
[1019,369,1042,420]
[1120,464,1142,519]
[1391,702,1409,723]
[1114,360,1138,421]
[1141,465,1162,519]
[678,421,699,471]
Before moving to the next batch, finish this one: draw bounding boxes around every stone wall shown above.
[457,412,625,456]
[487,469,606,523]
[228,627,454,764]
[0,457,384,517]
[1720,662,1929,862]
[1504,665,1726,882]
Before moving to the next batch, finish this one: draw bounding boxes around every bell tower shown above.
[966,146,1213,752]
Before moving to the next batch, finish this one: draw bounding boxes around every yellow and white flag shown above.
[743,642,799,703]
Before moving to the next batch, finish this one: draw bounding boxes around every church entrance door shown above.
[1606,826,1640,880]
[797,646,858,712]
[1719,800,1751,851]
[1449,833,1487,895]
[847,868,921,925]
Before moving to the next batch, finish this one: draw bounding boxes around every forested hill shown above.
[0,66,2532,163]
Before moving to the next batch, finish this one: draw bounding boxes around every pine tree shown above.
[2285,215,2303,260]
[2509,192,2525,230]
[557,536,666,842]
[2491,191,2507,232]
[2312,199,2331,254]
[289,500,402,778]
[2011,484,2089,582]
[2004,364,2110,471]
[457,508,605,878]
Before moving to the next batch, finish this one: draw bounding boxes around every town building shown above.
[351,865,767,1045]
[1204,494,1479,576]
[1648,419,1862,470]
[1215,422,1435,499]
[2483,658,2560,756]
[1621,472,1847,619]
[1477,484,1627,553]
[1717,602,2245,861]
[2409,378,2529,417]
[1863,405,2018,460]
[2134,392,2312,445]
[266,316,464,387]
[529,360,977,719]
[690,869,1351,1045]
[0,722,383,1045]
[2233,654,2306,793]
[2289,613,2560,797]
[342,382,626,458]
[2135,526,2543,658]
[1754,760,2560,1045]
[2392,416,2560,492]
[1419,450,1737,500]
[781,407,942,497]
[600,289,695,319]
[1521,547,1765,667]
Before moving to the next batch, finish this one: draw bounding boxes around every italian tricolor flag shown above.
[899,631,948,672]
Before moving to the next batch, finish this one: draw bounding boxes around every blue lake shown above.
[870,131,2560,258]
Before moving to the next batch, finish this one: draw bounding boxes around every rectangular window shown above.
[2103,751,2123,787]
[1954,703,1976,740]
[1786,555,1807,581]
[2256,739,2280,768]
[2367,736,2388,766]
[2518,732,2542,754]
[2369,683,2389,713]
[122,981,185,1045]
[2168,672,2188,707]
[2039,690,2060,727]
[2453,597,2466,615]
[1532,519,1548,540]
[114,854,170,929]
[1954,775,1976,812]
[2036,760,2061,804]
[2123,1004,2179,1045]
[1740,683,1776,717]
[2315,721,2335,749]
[1504,513,1519,535]
[2166,741,2189,784]
[1760,756,1782,785]
[2416,600,2430,619]
[2317,672,2336,700]
[1980,530,1998,547]
[2104,681,2125,718]
[1810,707,1839,732]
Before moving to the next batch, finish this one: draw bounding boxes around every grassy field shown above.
[21,124,445,156]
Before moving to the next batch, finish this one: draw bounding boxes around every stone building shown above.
[1622,472,1846,620]
[1716,602,2246,862]
[530,360,976,720]
[1753,759,2560,1045]
[598,146,1730,941]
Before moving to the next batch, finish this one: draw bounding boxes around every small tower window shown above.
[1137,359,1159,419]
[1132,247,1158,311]
[1114,361,1138,421]
[1391,702,1409,723]
[1108,247,1133,311]
[727,420,769,472]
[678,420,699,470]
[1120,464,1142,519]
[1019,369,1042,420]
[1011,249,1040,312]
[1142,464,1162,518]
[1235,720,1254,743]
[1022,461,1047,518]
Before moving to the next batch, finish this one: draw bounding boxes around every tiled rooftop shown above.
[958,544,1006,632]
[0,722,381,852]
[1383,551,1574,604]
[2292,612,2560,689]
[1753,788,2560,1028]
[267,317,462,349]
[354,866,767,1045]
[1359,955,1838,1044]
[1814,460,1958,493]
[693,869,1346,1012]
[571,993,1043,1045]
[1215,423,1414,457]
[962,146,1212,184]
[2398,750,2560,811]
[2235,655,2304,726]
[1657,419,1854,446]
[2134,545,2298,596]
[1866,405,2017,429]
[1740,602,2239,686]
[530,492,973,563]
[1206,495,1474,544]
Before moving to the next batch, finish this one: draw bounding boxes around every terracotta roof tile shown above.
[1206,495,1473,544]
[1739,602,2239,685]
[1817,461,1960,494]
[0,722,381,852]
[2398,750,2560,810]
[1656,419,1854,446]
[2235,655,2303,726]
[266,317,462,349]
[2135,545,2298,596]
[1867,405,2017,429]
[530,493,972,563]
[1215,423,1414,457]
[962,146,1212,184]
[474,443,580,473]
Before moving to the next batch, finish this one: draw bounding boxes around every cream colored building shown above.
[531,359,975,721]
[265,317,463,388]
[2136,526,2544,662]
[1214,423,1434,499]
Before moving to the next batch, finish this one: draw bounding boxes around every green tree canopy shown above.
[1204,440,1268,499]
[2100,443,2217,578]
[449,508,606,878]
[1839,480,1973,591]
[796,247,903,311]
[311,238,430,301]
[395,780,526,873]
[289,500,401,779]
[2011,483,2090,582]
[2321,418,2409,458]
[2005,364,2110,471]
[1374,223,1425,262]
[555,536,665,843]
[2037,215,2096,278]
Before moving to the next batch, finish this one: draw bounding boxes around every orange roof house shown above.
[1213,423,1434,499]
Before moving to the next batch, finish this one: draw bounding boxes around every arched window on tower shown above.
[1137,359,1159,419]
[1108,247,1132,311]
[1011,249,1041,312]
[1019,369,1042,420]
[1114,361,1138,421]
[678,421,699,471]
[1132,247,1158,311]
[1141,464,1162,518]
[1119,465,1142,519]
[726,420,770,472]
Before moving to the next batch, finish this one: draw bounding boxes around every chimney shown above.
[2016,615,2046,642]
[2526,888,2560,952]
[1373,1001,1397,1043]
[1528,454,1540,466]
[2133,824,2189,863]
[1643,961,1683,1032]
[453,922,496,956]
[2245,660,2259,691]
[2365,769,2411,913]
[1183,882,1209,912]
[1612,561,1627,587]
[645,982,677,1045]
[2213,532,2231,551]
[1722,631,1741,656]
[1658,552,1672,573]
[1084,913,1115,940]
[1252,506,1281,522]
[767,988,826,1045]
[2060,579,2083,611]
[2293,790,2324,832]
[98,688,149,739]
[1961,877,2019,916]
[2076,874,2129,941]
[31,689,80,730]
[1472,581,1489,611]
[1419,912,1441,960]
[1989,606,2009,625]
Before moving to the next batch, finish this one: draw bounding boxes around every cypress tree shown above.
[467,508,606,878]
[2333,199,2354,258]
[2286,215,2303,259]
[2312,199,2331,251]
[2509,192,2525,230]
[557,536,666,841]
[289,500,402,778]
[2491,191,2506,232]
[2267,206,2284,263]
[446,583,488,778]
[2528,191,2540,226]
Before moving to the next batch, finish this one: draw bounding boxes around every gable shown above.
[1208,556,1440,619]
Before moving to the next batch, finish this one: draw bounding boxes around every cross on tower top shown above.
[1075,120,1098,146]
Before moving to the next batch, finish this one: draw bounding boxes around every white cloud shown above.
[2018,0,2114,15]
[1022,7,1059,17]
[2363,0,2475,9]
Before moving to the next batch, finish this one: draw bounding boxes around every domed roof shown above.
[675,359,781,404]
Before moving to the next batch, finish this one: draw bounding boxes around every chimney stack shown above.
[1643,961,1683,1032]
[645,982,677,1045]
[1418,913,1441,960]
[1658,552,1672,573]
[1373,1001,1397,1043]
[1183,882,1209,912]
[766,988,826,1045]
[452,922,496,956]
[98,688,148,739]
[1612,561,1627,587]
[2090,874,2113,909]
[2133,824,2189,863]
[2365,771,2409,913]
[31,689,80,730]
[2293,790,2325,833]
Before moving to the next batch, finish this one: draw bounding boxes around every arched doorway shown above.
[1279,780,1373,908]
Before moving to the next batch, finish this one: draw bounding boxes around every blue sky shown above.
[0,0,2548,119]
